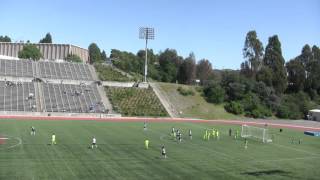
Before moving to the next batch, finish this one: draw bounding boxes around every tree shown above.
[39,33,52,43]
[203,84,225,104]
[263,35,287,94]
[65,54,82,63]
[158,49,183,82]
[18,44,42,60]
[88,43,102,64]
[242,31,264,78]
[298,44,312,69]
[286,59,305,92]
[312,45,320,61]
[177,53,196,84]
[137,49,159,80]
[196,59,214,84]
[101,50,108,62]
[0,35,11,42]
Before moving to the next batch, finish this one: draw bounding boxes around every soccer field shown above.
[0,119,320,180]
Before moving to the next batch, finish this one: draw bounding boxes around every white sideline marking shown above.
[0,138,9,140]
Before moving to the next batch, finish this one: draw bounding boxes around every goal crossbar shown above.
[241,125,272,143]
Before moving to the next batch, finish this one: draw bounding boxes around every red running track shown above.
[0,115,320,132]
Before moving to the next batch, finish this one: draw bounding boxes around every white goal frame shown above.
[241,125,272,143]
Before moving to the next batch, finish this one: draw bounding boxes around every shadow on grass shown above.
[242,170,291,177]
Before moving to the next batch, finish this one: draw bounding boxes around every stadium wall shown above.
[0,42,89,63]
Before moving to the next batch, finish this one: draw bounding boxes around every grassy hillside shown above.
[95,64,132,82]
[1,119,319,180]
[157,82,241,120]
[106,87,168,117]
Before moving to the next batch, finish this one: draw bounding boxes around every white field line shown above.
[0,137,22,149]
[2,115,320,131]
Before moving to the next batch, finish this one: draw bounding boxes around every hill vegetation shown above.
[106,87,168,117]
[97,30,320,120]
[95,64,133,82]
[157,82,240,120]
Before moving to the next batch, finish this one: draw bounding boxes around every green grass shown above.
[106,87,168,117]
[1,119,320,180]
[95,64,132,82]
[157,82,241,120]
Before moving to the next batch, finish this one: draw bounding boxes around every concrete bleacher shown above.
[0,58,110,114]
[42,83,105,113]
[0,59,34,77]
[38,61,94,80]
[0,81,37,111]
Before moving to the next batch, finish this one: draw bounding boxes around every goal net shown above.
[241,125,272,143]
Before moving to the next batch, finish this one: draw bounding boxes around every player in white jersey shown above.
[91,137,97,149]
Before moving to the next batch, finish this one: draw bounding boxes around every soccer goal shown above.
[241,125,272,143]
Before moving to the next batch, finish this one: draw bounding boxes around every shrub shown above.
[65,54,82,63]
[95,64,132,82]
[203,85,225,104]
[224,101,244,115]
[177,87,195,96]
[106,87,168,117]
[245,105,272,118]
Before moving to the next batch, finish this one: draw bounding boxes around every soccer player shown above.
[207,130,211,140]
[145,139,149,149]
[244,138,248,149]
[161,146,167,159]
[176,130,180,141]
[144,121,147,131]
[212,129,216,139]
[189,129,192,140]
[216,130,220,140]
[51,133,56,145]
[178,132,182,142]
[203,130,207,140]
[31,126,36,136]
[171,127,175,136]
[91,136,97,149]
[235,130,239,139]
[229,128,232,136]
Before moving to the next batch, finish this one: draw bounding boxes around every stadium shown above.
[0,42,319,180]
[1,1,320,180]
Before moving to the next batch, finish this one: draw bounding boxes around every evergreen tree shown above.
[101,50,108,61]
[196,59,214,84]
[0,35,11,42]
[286,58,305,92]
[177,53,196,84]
[263,35,287,94]
[242,30,264,78]
[39,33,52,43]
[88,43,102,63]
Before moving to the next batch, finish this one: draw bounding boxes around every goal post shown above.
[241,125,272,143]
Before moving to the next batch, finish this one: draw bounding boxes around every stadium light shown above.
[139,27,155,82]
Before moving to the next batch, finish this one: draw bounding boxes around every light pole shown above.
[139,27,154,82]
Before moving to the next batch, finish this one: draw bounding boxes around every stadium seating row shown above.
[0,81,36,111]
[0,59,34,77]
[0,59,94,81]
[39,61,93,80]
[42,83,105,113]
[0,81,105,113]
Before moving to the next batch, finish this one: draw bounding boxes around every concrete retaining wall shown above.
[0,42,89,63]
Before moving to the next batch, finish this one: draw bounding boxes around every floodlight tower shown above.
[139,27,154,82]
